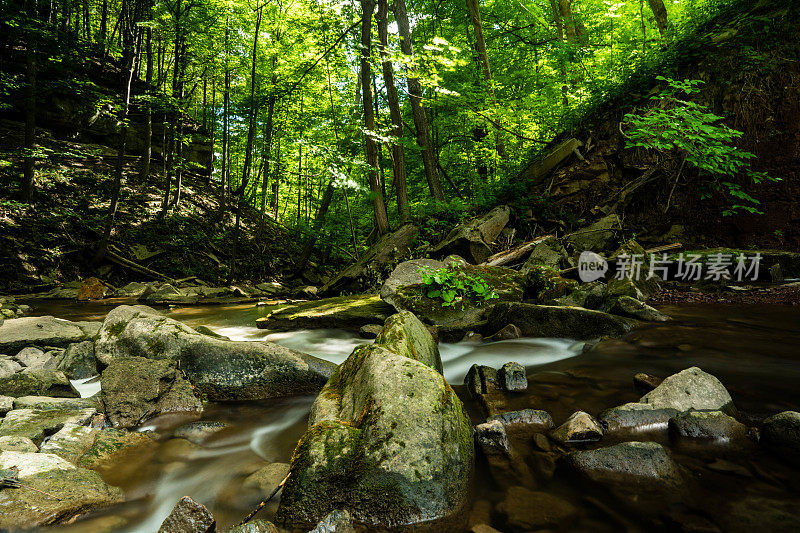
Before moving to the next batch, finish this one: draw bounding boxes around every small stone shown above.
[157,496,215,533]
[0,395,13,415]
[357,324,384,339]
[77,278,109,301]
[0,436,38,452]
[497,362,527,392]
[475,419,510,456]
[309,509,355,533]
[551,411,603,445]
[485,324,522,342]
[633,372,663,393]
[464,364,500,400]
[173,421,227,444]
[496,485,579,531]
[532,433,552,452]
[706,458,752,477]
[488,409,553,432]
[599,402,677,434]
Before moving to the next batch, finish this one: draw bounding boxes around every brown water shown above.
[20,300,800,532]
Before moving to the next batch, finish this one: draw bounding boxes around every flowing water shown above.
[20,300,800,532]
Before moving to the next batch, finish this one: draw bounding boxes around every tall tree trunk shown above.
[229,5,262,284]
[360,0,390,235]
[393,0,445,201]
[221,17,230,208]
[558,0,584,43]
[96,30,139,261]
[206,75,216,186]
[259,59,277,219]
[465,0,507,160]
[647,0,668,37]
[139,25,153,182]
[173,38,186,206]
[376,0,408,223]
[22,0,37,203]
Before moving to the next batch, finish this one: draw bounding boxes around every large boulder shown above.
[0,452,122,530]
[0,316,95,353]
[373,310,443,374]
[487,303,632,340]
[430,205,511,264]
[320,224,419,295]
[639,367,735,414]
[0,368,79,398]
[256,295,394,332]
[565,214,622,253]
[277,315,473,531]
[94,305,336,401]
[78,428,156,473]
[101,357,203,429]
[381,260,526,329]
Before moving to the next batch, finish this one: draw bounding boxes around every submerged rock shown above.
[551,411,603,445]
[243,462,290,494]
[599,402,677,434]
[496,486,579,532]
[158,496,215,533]
[668,411,750,445]
[277,314,473,530]
[174,420,227,444]
[78,428,155,472]
[0,452,122,530]
[487,302,632,340]
[95,305,336,401]
[640,367,735,414]
[761,411,800,466]
[102,356,203,429]
[256,294,394,332]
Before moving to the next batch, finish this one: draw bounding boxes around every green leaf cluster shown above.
[419,266,498,307]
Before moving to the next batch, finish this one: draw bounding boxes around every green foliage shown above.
[419,266,498,307]
[623,76,780,215]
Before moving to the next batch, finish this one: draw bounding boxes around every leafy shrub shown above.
[419,266,498,307]
[622,76,780,215]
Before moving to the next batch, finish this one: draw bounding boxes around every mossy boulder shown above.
[487,303,633,340]
[256,295,394,332]
[277,320,473,531]
[606,240,661,305]
[0,315,94,353]
[520,237,569,273]
[95,305,336,401]
[374,311,442,374]
[0,368,80,398]
[101,356,203,429]
[55,340,98,379]
[0,453,122,529]
[0,408,95,444]
[525,265,579,302]
[40,423,99,463]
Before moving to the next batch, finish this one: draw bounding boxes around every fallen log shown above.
[482,235,554,267]
[106,246,173,282]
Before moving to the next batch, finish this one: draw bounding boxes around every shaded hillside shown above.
[516,0,800,250]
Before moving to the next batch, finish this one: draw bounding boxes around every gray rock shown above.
[566,214,622,253]
[95,305,336,401]
[599,402,678,433]
[497,362,527,391]
[606,241,661,302]
[0,435,38,452]
[475,419,510,455]
[14,347,52,369]
[430,205,511,264]
[520,238,569,273]
[484,324,522,342]
[487,409,553,432]
[102,357,203,429]
[256,295,394,332]
[761,411,800,466]
[551,411,603,445]
[0,368,79,398]
[488,302,632,340]
[668,411,750,444]
[277,319,473,530]
[115,281,151,298]
[464,364,499,400]
[496,485,579,531]
[226,519,279,533]
[309,510,355,533]
[39,423,99,463]
[0,357,23,378]
[158,496,215,533]
[554,281,607,310]
[373,310,443,374]
[0,408,96,444]
[357,324,383,339]
[0,316,92,353]
[0,395,12,415]
[612,296,670,322]
[174,421,227,444]
[640,367,735,414]
[13,396,101,411]
[565,441,683,491]
[54,341,98,379]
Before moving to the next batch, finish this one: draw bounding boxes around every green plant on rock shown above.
[419,266,498,307]
[622,76,780,216]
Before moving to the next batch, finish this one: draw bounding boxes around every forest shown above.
[0,0,799,532]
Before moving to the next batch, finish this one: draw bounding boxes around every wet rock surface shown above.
[761,411,800,466]
[640,367,735,414]
[487,302,633,340]
[497,362,527,391]
[158,496,216,533]
[256,294,394,331]
[551,411,604,445]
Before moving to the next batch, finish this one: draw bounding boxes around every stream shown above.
[20,300,800,532]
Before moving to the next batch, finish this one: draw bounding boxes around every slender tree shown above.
[22,0,37,203]
[647,0,669,37]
